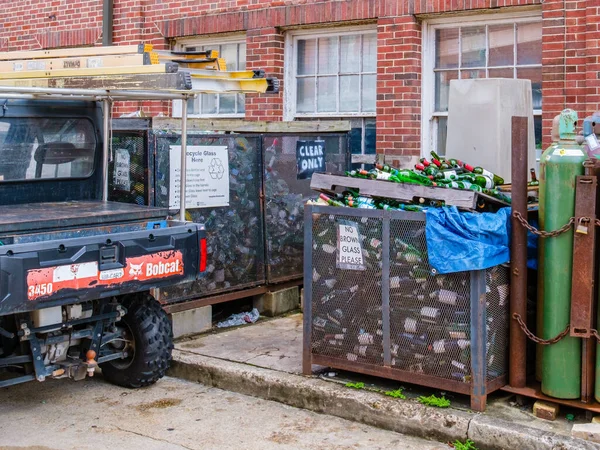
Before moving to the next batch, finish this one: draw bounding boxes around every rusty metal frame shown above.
[509,116,529,389]
[569,175,597,403]
[162,286,268,314]
[570,175,597,339]
[502,383,600,413]
[507,122,600,412]
[470,269,487,411]
[302,204,314,376]
[162,278,304,315]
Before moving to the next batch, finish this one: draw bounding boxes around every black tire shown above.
[100,294,173,388]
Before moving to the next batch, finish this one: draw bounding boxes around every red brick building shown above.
[0,0,596,166]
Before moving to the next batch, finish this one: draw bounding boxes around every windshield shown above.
[0,117,96,182]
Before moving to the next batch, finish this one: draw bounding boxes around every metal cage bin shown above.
[302,205,509,411]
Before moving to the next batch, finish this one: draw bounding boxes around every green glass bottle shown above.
[369,169,395,181]
[430,151,445,163]
[346,170,368,179]
[424,165,439,177]
[434,169,463,181]
[464,164,505,186]
[319,193,345,207]
[448,158,464,168]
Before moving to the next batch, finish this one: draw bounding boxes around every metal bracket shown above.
[27,332,48,382]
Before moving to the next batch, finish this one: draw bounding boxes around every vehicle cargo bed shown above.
[0,201,169,234]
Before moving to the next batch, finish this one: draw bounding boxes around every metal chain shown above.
[591,329,600,343]
[512,313,570,345]
[512,211,575,238]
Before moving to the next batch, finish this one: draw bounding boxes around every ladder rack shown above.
[0,43,279,95]
[0,43,280,223]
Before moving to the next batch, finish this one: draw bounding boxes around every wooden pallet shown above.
[310,172,510,210]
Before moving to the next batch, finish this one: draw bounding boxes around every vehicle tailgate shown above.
[0,223,205,314]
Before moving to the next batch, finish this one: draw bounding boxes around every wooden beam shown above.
[352,154,377,164]
[0,72,192,90]
[0,44,152,61]
[0,63,177,80]
[152,117,352,133]
[0,53,157,73]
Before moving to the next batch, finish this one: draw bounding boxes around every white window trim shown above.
[421,10,542,156]
[172,34,247,119]
[284,24,377,122]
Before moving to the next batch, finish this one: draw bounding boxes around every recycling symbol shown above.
[208,158,225,180]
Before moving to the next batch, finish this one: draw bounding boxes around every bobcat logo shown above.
[129,262,144,277]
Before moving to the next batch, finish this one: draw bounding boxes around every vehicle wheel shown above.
[100,294,173,388]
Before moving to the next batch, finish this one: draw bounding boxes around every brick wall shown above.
[2,0,594,162]
[0,1,102,51]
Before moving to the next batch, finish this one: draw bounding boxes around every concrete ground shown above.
[0,376,447,450]
[172,313,600,450]
[177,313,306,374]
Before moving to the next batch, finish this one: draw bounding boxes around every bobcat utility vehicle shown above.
[0,45,278,389]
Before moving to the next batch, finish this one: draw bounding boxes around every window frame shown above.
[284,25,378,121]
[421,11,542,156]
[172,34,247,119]
[284,25,377,158]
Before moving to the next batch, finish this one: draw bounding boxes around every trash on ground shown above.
[217,308,260,328]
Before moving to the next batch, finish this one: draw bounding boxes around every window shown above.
[286,27,377,165]
[422,14,542,156]
[0,118,96,181]
[173,37,246,117]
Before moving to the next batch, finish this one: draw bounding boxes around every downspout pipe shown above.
[102,0,113,46]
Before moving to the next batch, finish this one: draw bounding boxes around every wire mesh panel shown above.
[485,265,510,381]
[388,217,472,382]
[153,133,265,302]
[108,131,148,205]
[264,134,349,284]
[310,212,384,365]
[305,205,509,408]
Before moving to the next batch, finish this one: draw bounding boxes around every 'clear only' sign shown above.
[296,139,325,180]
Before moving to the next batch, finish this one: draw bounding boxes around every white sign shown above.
[113,148,131,191]
[336,220,366,271]
[169,145,230,209]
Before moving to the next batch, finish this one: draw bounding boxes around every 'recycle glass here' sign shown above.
[296,139,325,180]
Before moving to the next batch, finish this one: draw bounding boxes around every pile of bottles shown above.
[157,136,263,300]
[310,214,509,382]
[342,152,517,205]
[311,189,438,212]
[264,138,306,281]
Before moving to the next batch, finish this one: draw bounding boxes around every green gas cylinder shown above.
[536,114,562,383]
[539,109,586,399]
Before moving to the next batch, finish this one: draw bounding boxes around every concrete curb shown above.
[169,349,599,450]
[468,415,599,450]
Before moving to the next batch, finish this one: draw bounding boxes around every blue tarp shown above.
[425,206,538,274]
